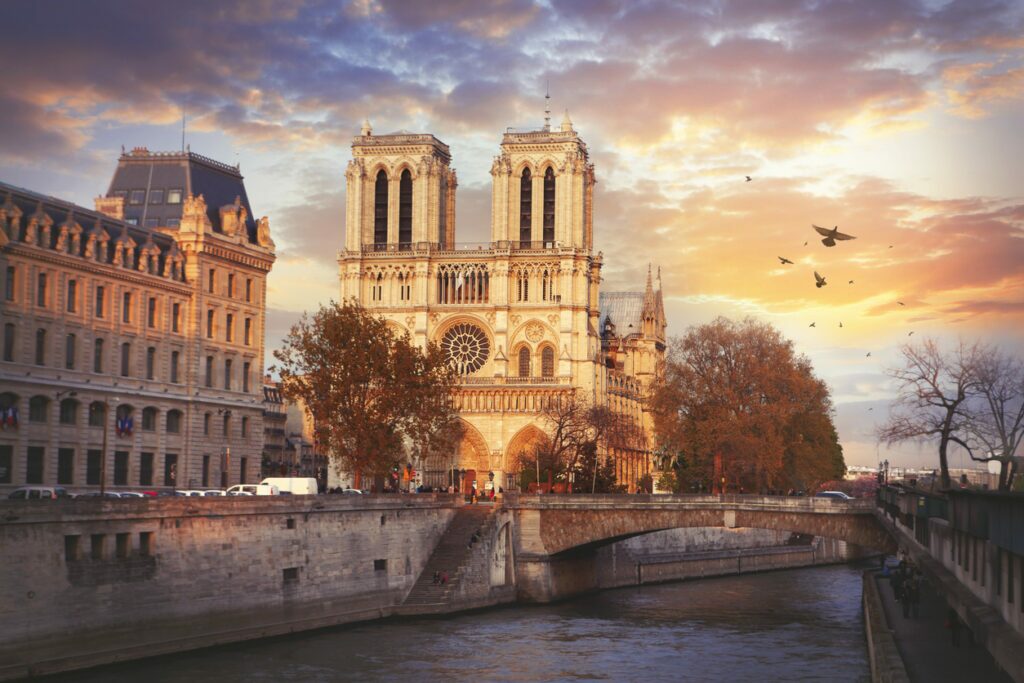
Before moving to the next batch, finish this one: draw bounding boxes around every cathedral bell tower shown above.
[489,110,595,251]
[344,120,457,251]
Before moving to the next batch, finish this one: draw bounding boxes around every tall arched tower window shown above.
[543,167,555,244]
[541,346,555,378]
[519,168,532,246]
[399,169,413,247]
[518,347,531,377]
[374,170,388,246]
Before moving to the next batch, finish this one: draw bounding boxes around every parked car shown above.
[175,490,207,497]
[225,483,279,496]
[118,492,147,498]
[341,488,364,495]
[7,486,69,500]
[201,490,225,496]
[815,490,852,500]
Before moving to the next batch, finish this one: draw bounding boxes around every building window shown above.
[0,444,12,484]
[59,398,78,425]
[226,313,234,342]
[122,291,132,323]
[374,169,388,245]
[207,309,214,338]
[146,346,156,380]
[240,457,248,484]
[142,407,157,431]
[149,189,164,204]
[36,272,47,307]
[139,452,154,486]
[203,412,211,435]
[227,273,235,297]
[244,318,252,346]
[34,328,46,365]
[95,285,105,318]
[245,278,253,302]
[29,395,49,422]
[167,218,180,228]
[398,273,411,301]
[208,269,215,293]
[164,453,177,486]
[120,342,131,377]
[3,323,14,362]
[57,448,74,485]
[170,350,180,383]
[518,347,530,377]
[202,455,210,487]
[144,218,158,229]
[167,188,183,204]
[114,451,128,486]
[167,410,182,434]
[241,416,249,438]
[205,356,214,388]
[4,266,13,302]
[88,402,105,428]
[223,414,231,436]
[399,169,412,245]
[543,166,556,244]
[86,449,101,485]
[371,272,383,301]
[171,302,180,332]
[67,279,77,313]
[65,333,76,369]
[243,361,251,392]
[541,346,555,378]
[129,189,145,205]
[26,446,44,484]
[147,297,157,328]
[519,167,532,245]
[90,534,105,560]
[224,358,232,390]
[93,338,104,373]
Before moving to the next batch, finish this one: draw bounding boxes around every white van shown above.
[225,483,279,496]
[260,477,318,495]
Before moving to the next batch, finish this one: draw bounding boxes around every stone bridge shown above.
[500,493,896,602]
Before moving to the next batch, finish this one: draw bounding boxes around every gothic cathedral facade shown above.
[337,116,666,492]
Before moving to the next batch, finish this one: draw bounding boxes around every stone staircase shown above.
[397,504,496,613]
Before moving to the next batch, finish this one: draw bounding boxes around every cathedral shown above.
[337,113,666,493]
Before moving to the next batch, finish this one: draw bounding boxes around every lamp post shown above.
[95,396,119,496]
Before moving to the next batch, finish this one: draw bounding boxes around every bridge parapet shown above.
[503,493,876,514]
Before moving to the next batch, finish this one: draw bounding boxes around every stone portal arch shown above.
[505,424,550,475]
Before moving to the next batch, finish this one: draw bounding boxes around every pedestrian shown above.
[432,571,440,584]
[947,608,961,647]
[440,571,448,586]
[908,576,921,618]
[891,566,905,602]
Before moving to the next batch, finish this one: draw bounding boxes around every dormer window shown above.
[167,189,183,204]
[149,189,164,204]
[129,190,145,205]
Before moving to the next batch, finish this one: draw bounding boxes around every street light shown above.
[90,396,119,496]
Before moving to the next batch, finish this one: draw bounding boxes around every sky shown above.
[2,0,1023,469]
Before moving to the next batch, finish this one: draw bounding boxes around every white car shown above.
[815,490,852,500]
[225,484,279,496]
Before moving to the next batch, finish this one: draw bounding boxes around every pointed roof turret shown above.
[360,118,372,136]
[561,110,573,132]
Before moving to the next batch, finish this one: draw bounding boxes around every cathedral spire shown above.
[543,81,551,131]
[642,263,657,320]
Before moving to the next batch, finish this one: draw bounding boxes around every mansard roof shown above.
[104,147,258,242]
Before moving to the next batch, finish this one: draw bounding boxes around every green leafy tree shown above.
[273,301,458,485]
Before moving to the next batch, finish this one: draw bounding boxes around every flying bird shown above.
[813,224,857,247]
[866,352,872,357]
[814,271,827,288]
[869,407,874,412]
[897,301,905,306]
[839,322,843,328]
[745,175,752,182]
[889,245,894,249]
[809,322,816,327]
[778,256,794,265]
[908,331,915,336]
[848,280,854,284]
[804,241,808,246]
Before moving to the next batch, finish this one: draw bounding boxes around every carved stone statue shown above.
[257,216,274,248]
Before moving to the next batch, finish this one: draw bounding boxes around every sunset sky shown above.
[3,0,1023,469]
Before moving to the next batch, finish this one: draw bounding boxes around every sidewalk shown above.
[873,570,1012,682]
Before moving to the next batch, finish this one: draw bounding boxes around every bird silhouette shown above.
[897,301,905,306]
[839,322,843,328]
[809,322,816,327]
[745,175,752,182]
[888,245,894,249]
[866,352,872,357]
[814,271,827,288]
[908,331,914,336]
[869,407,874,411]
[778,256,794,265]
[848,280,854,284]
[813,224,857,247]
[804,241,808,246]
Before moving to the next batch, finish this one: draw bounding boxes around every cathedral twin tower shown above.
[338,115,663,493]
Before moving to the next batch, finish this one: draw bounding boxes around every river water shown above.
[53,564,870,682]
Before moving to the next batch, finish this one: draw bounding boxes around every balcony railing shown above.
[456,375,572,386]
[348,240,565,256]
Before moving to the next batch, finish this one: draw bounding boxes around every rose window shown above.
[441,323,490,375]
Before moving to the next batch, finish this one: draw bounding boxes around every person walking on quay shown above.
[947,608,962,647]
[891,563,906,602]
[902,574,919,619]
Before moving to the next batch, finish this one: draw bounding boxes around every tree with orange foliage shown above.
[651,317,844,493]
[273,301,459,486]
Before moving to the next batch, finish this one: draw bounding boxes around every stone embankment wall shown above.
[0,495,457,681]
[861,570,911,683]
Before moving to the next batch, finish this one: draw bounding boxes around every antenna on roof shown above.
[181,105,186,153]
[543,80,551,131]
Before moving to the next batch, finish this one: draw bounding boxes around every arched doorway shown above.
[505,424,550,492]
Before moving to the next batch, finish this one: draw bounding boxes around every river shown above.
[49,564,870,682]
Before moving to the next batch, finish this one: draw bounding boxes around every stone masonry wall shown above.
[0,495,456,680]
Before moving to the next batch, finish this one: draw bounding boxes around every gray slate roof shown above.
[599,291,644,337]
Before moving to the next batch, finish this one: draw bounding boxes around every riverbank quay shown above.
[871,568,1012,683]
